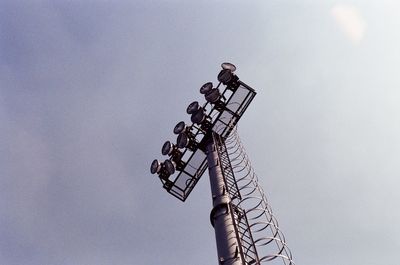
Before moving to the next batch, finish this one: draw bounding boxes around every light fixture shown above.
[221,62,236,72]
[177,132,189,149]
[218,69,233,84]
[200,82,213,94]
[161,141,173,155]
[191,107,206,124]
[151,158,177,179]
[173,121,186,135]
[217,63,240,89]
[164,159,176,175]
[161,139,185,171]
[205,88,221,103]
[190,107,212,131]
[187,101,200,114]
[176,131,199,151]
[150,159,161,174]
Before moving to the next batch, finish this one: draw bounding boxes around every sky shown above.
[1,1,400,265]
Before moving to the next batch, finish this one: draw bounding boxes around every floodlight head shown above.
[177,132,189,149]
[187,101,200,114]
[205,88,221,103]
[161,141,173,156]
[164,159,175,175]
[200,82,213,94]
[191,108,206,124]
[221,62,236,72]
[150,159,161,174]
[218,69,233,84]
[173,121,186,135]
[176,131,198,151]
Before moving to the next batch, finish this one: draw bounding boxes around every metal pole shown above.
[206,135,243,265]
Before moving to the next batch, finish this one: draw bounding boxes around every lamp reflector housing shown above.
[217,69,233,84]
[205,88,220,103]
[177,132,189,149]
[221,62,236,72]
[186,101,200,114]
[150,159,161,174]
[200,82,213,94]
[173,121,186,135]
[161,141,173,156]
[191,108,206,124]
[164,159,175,175]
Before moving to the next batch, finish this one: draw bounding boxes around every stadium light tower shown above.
[150,63,295,265]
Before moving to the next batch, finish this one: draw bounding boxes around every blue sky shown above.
[1,1,400,265]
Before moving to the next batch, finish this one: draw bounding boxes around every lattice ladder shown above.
[214,133,261,265]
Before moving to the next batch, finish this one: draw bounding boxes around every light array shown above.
[150,63,256,201]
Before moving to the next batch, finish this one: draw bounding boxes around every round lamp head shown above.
[205,88,220,103]
[221,62,236,72]
[200,82,213,94]
[186,101,200,114]
[150,159,161,174]
[173,121,186,135]
[164,159,175,175]
[161,141,173,155]
[218,69,233,83]
[191,108,206,124]
[177,132,189,149]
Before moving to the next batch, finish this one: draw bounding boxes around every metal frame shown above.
[150,64,294,265]
[160,80,256,201]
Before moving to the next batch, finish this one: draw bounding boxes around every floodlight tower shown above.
[150,63,295,265]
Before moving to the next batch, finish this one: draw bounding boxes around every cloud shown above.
[331,4,366,45]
